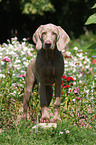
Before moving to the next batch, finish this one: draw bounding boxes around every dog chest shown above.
[36,49,64,85]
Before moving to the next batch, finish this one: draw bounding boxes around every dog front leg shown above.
[40,81,50,122]
[52,79,62,123]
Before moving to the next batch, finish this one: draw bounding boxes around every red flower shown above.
[78,97,81,100]
[92,59,96,64]
[61,91,64,94]
[66,85,70,88]
[67,76,74,81]
[63,85,70,89]
[65,55,72,59]
[62,75,66,79]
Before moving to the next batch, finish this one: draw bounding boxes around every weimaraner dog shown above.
[23,23,70,122]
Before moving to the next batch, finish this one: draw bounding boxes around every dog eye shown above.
[52,32,57,36]
[42,32,47,35]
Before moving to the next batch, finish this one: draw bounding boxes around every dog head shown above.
[33,23,70,51]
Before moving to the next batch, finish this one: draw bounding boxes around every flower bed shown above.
[0,37,96,129]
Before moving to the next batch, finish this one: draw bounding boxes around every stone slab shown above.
[32,123,57,130]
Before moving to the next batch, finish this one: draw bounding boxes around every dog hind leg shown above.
[23,63,35,119]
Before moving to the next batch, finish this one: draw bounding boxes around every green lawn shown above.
[0,120,96,145]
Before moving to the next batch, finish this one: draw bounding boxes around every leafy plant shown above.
[85,3,96,25]
[20,0,55,15]
[85,3,96,50]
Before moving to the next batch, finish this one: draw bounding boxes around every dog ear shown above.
[57,26,70,51]
[33,25,43,50]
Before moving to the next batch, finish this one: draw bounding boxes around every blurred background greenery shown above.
[0,0,96,43]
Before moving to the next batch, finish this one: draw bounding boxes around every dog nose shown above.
[45,41,51,48]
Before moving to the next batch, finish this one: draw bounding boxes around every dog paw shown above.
[40,107,51,123]
[23,112,27,120]
[40,118,51,123]
[51,117,62,123]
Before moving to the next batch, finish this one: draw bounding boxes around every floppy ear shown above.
[33,25,43,50]
[57,26,70,51]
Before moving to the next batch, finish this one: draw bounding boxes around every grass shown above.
[0,120,96,145]
[0,32,96,144]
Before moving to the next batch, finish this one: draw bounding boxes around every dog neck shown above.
[45,49,55,60]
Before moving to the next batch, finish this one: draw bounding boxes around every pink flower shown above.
[2,58,11,62]
[89,68,92,71]
[19,74,26,77]
[78,97,81,100]
[12,99,15,102]
[18,47,21,50]
[74,87,79,94]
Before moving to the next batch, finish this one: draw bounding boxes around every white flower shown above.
[66,51,71,56]
[21,51,25,55]
[85,90,89,94]
[74,57,78,62]
[1,61,5,65]
[23,38,27,41]
[85,65,90,69]
[9,44,13,49]
[65,130,70,134]
[9,51,16,55]
[79,80,82,83]
[22,42,26,46]
[73,82,76,85]
[73,68,76,73]
[14,64,21,68]
[74,47,78,50]
[15,60,21,63]
[65,64,68,68]
[11,37,17,41]
[79,63,83,67]
[12,41,15,44]
[61,50,65,53]
[78,74,82,78]
[68,88,71,93]
[1,47,6,51]
[59,131,63,135]
[64,60,68,64]
[0,74,5,78]
[72,99,75,102]
[73,77,76,80]
[23,61,29,67]
[0,52,3,56]
[78,50,82,52]
[76,53,83,58]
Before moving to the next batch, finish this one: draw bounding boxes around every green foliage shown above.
[0,0,54,15]
[85,13,96,25]
[21,0,55,15]
[85,3,96,25]
[69,31,96,57]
